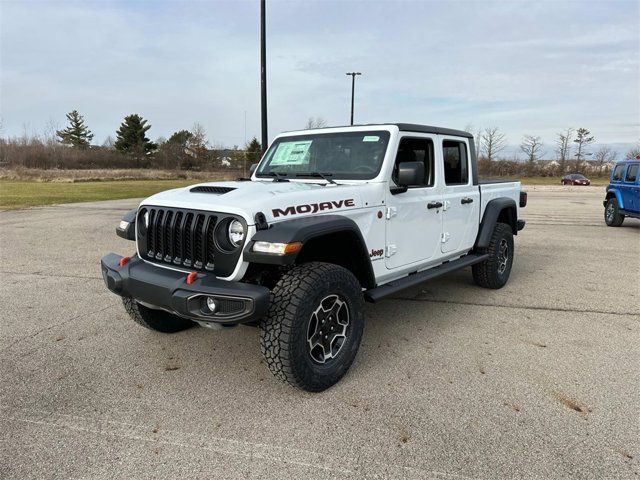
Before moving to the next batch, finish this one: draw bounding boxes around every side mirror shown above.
[397,161,424,187]
[249,163,258,175]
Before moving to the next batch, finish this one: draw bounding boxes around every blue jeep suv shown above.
[603,158,640,227]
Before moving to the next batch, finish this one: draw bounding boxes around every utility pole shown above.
[260,0,268,154]
[243,110,247,177]
[345,72,361,125]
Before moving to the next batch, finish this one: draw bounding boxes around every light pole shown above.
[346,72,361,125]
[260,0,268,154]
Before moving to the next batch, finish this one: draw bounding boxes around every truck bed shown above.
[478,181,522,221]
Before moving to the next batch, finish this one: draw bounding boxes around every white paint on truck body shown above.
[137,124,522,286]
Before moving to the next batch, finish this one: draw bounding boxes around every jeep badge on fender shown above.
[101,123,526,392]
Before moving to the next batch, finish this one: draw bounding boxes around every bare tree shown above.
[593,146,616,174]
[625,141,640,160]
[187,122,210,169]
[465,123,483,157]
[480,127,507,161]
[555,128,573,173]
[305,117,327,129]
[573,127,595,163]
[520,135,545,162]
[102,136,115,149]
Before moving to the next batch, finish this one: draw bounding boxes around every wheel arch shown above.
[243,215,376,289]
[605,189,623,209]
[475,198,518,249]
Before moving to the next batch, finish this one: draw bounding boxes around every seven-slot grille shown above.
[138,207,220,271]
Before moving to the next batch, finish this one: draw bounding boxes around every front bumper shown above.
[101,253,270,324]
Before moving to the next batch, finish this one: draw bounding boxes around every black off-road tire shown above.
[122,297,195,333]
[472,222,514,289]
[604,197,625,227]
[260,262,365,392]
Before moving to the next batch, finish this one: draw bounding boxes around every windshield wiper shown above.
[264,171,289,182]
[295,172,337,185]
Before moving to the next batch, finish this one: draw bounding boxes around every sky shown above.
[1,0,639,156]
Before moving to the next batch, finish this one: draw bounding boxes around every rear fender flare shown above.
[475,198,518,249]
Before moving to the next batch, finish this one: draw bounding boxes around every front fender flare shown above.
[605,189,624,209]
[243,214,375,286]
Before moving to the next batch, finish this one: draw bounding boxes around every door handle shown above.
[461,197,474,204]
[427,201,443,209]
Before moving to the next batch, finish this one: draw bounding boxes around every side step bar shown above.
[363,253,489,303]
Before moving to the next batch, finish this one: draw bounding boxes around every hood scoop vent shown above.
[190,186,236,194]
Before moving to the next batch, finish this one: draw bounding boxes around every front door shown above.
[440,137,479,254]
[385,135,443,270]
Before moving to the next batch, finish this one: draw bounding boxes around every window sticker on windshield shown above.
[362,135,380,142]
[270,141,312,165]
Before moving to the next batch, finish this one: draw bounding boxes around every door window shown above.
[393,137,435,187]
[612,164,625,182]
[624,164,638,183]
[443,140,469,185]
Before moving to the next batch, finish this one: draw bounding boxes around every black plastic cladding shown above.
[136,206,245,277]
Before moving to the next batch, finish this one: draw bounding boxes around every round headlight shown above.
[228,219,245,247]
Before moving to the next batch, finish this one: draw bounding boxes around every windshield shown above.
[256,130,391,180]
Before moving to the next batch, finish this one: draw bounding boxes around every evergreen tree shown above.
[56,110,94,148]
[167,130,193,147]
[157,130,193,169]
[245,137,262,164]
[573,128,595,162]
[114,114,157,166]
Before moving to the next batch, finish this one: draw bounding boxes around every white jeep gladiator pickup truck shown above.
[101,123,526,391]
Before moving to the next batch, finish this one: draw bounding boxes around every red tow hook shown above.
[186,271,198,285]
[119,256,130,267]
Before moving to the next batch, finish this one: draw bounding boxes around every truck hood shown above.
[139,180,380,225]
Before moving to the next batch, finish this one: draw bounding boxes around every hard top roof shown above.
[283,123,473,139]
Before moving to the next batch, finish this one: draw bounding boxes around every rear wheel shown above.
[604,197,625,227]
[472,222,514,289]
[260,262,364,392]
[123,298,195,333]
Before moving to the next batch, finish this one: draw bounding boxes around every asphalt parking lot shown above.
[1,186,638,479]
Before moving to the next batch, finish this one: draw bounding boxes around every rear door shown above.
[440,136,479,254]
[385,134,443,269]
[622,163,639,212]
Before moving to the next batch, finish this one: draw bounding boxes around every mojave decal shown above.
[272,199,355,218]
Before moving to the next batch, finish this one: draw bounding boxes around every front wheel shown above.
[123,298,195,333]
[604,197,625,227]
[260,262,364,392]
[472,222,514,289]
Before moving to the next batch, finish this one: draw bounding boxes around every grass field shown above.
[520,176,609,186]
[0,179,196,209]
[0,175,611,209]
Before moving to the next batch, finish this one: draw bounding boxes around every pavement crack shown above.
[0,304,116,353]
[0,405,477,479]
[0,271,101,280]
[388,297,639,317]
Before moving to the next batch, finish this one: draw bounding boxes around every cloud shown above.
[1,0,638,147]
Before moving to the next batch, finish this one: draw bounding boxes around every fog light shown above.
[206,297,218,313]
